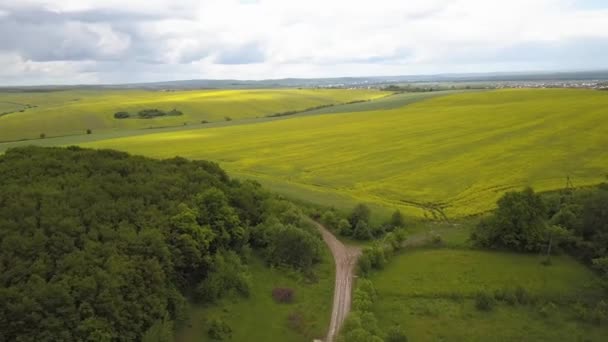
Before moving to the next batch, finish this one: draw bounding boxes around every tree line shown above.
[471,184,608,323]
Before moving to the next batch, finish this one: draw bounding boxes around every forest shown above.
[0,146,323,341]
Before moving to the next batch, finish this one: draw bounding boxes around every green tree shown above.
[338,218,352,236]
[472,187,547,252]
[390,210,405,229]
[354,220,373,240]
[349,203,371,227]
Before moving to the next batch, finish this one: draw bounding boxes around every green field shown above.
[82,89,608,218]
[176,253,334,342]
[0,88,387,142]
[369,249,608,341]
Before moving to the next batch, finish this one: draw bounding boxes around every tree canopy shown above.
[0,146,322,341]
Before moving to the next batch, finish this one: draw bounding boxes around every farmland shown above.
[0,88,387,142]
[82,88,608,218]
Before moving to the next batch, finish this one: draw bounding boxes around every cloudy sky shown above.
[1,0,607,85]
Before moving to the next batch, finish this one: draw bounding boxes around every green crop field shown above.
[368,249,608,341]
[176,253,334,342]
[82,88,608,218]
[0,88,387,142]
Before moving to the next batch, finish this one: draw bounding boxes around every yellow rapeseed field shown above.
[84,88,608,218]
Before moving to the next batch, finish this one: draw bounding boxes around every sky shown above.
[0,0,607,85]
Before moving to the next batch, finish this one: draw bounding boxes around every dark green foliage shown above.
[249,200,323,270]
[573,301,608,325]
[493,286,536,306]
[224,116,232,121]
[338,218,352,236]
[475,291,495,311]
[0,146,296,341]
[390,210,405,229]
[354,220,373,240]
[349,203,371,228]
[113,108,185,119]
[385,325,408,342]
[474,184,608,299]
[39,132,45,138]
[138,109,166,118]
[86,128,92,134]
[339,279,383,342]
[113,111,130,119]
[472,187,547,252]
[167,109,183,116]
[196,251,251,303]
[207,318,232,340]
[320,210,339,230]
[254,220,322,270]
[538,301,557,318]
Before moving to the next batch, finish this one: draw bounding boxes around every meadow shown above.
[0,88,386,142]
[369,249,608,341]
[82,88,608,218]
[176,254,334,342]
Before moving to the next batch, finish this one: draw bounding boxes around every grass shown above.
[374,297,608,342]
[371,249,602,298]
[369,249,608,341]
[0,88,386,142]
[81,89,608,218]
[175,252,334,342]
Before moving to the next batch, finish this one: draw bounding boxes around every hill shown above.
[0,88,386,142]
[82,88,608,218]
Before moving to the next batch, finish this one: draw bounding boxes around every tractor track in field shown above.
[310,219,361,342]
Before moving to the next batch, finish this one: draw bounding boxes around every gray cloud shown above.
[0,0,608,85]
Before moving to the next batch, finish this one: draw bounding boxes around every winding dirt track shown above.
[310,220,361,342]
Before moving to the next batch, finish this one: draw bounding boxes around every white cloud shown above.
[0,0,607,84]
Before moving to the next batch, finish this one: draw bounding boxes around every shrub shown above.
[514,286,534,305]
[338,218,352,236]
[114,111,130,119]
[390,210,405,229]
[357,253,372,276]
[430,232,443,246]
[138,109,166,118]
[349,203,371,227]
[386,325,408,342]
[321,210,339,229]
[354,220,373,240]
[39,133,45,139]
[494,287,517,305]
[590,300,607,325]
[86,129,92,134]
[538,301,557,318]
[272,287,295,303]
[208,318,231,340]
[224,116,232,121]
[475,291,495,311]
[201,120,209,124]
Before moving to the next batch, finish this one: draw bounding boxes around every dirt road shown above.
[310,220,361,342]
